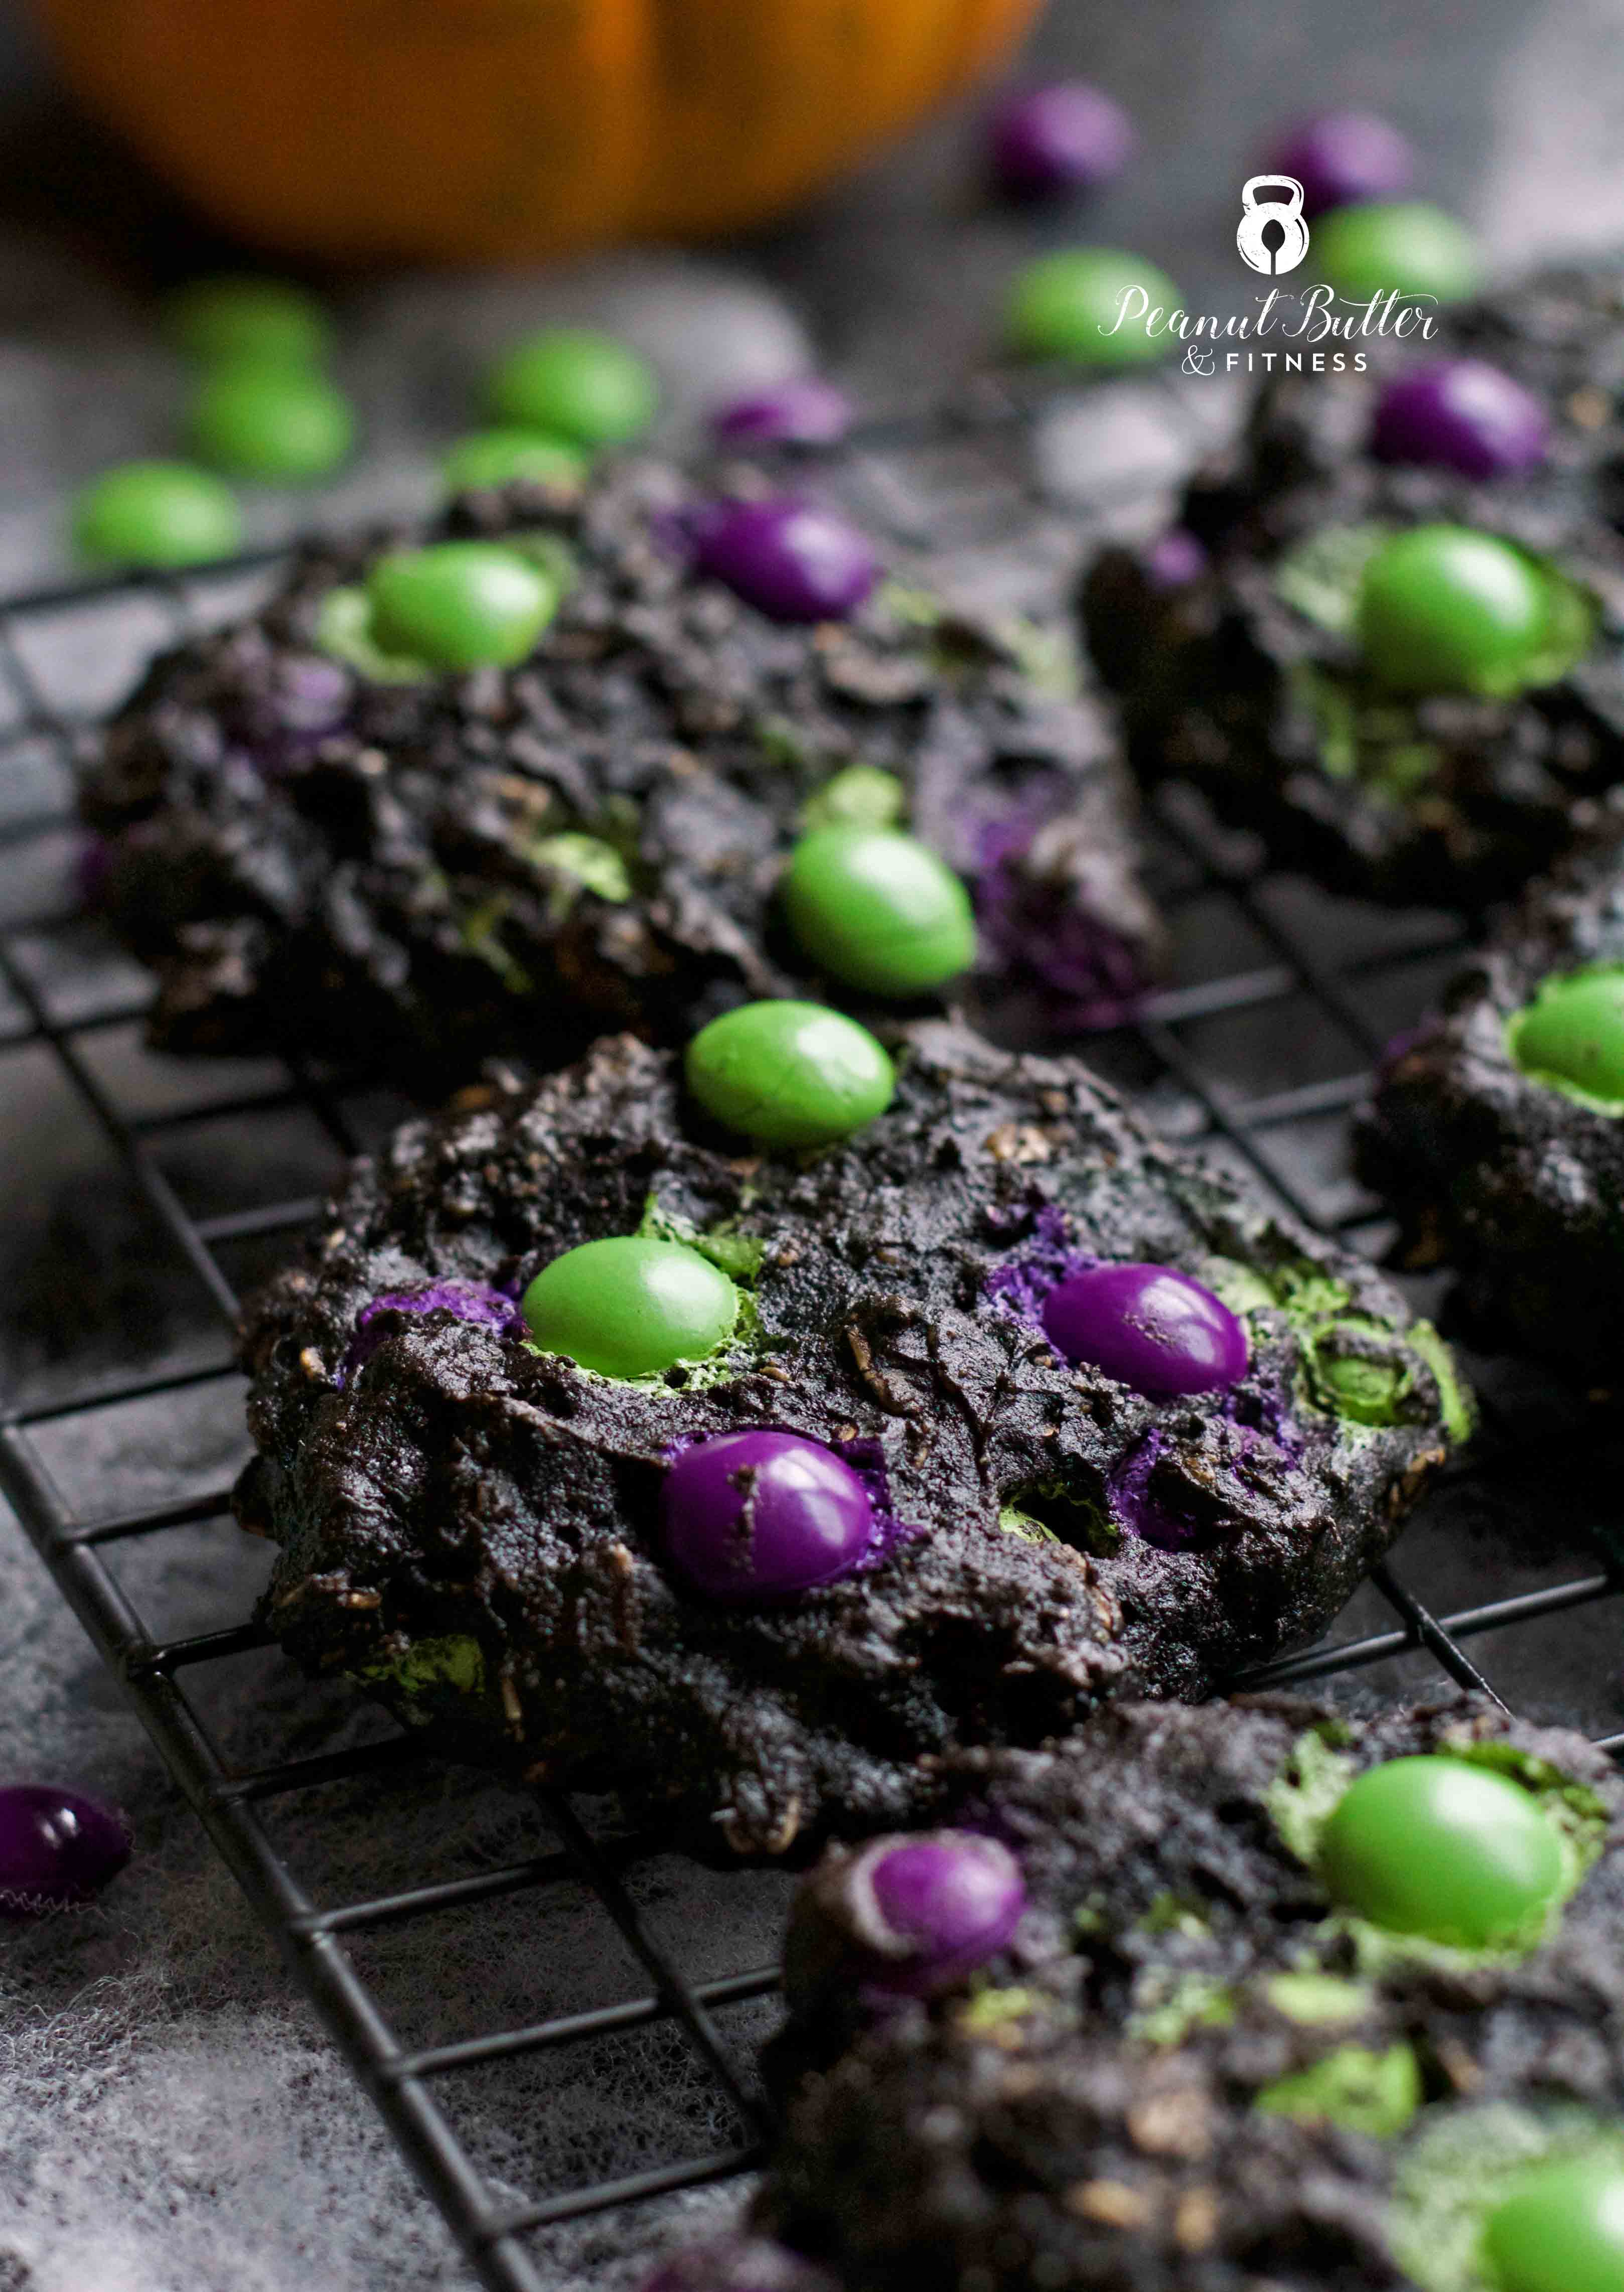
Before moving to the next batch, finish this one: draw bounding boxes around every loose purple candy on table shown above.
[689,498,878,622]
[866,1830,1026,1994]
[1266,110,1413,216]
[1371,359,1550,479]
[990,80,1135,199]
[711,377,854,448]
[343,1279,525,1383]
[661,1429,875,1600]
[0,1784,131,1912]
[1041,1262,1248,1396]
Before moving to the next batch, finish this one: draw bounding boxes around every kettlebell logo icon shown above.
[1237,176,1310,275]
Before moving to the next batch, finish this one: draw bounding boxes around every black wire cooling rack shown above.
[2,377,1622,2292]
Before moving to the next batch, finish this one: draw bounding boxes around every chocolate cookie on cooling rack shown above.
[1356,791,1624,1383]
[233,1017,1468,1854]
[752,1693,1624,2292]
[77,459,1163,1092]
[1082,353,1624,913]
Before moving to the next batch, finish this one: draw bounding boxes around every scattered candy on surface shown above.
[684,1000,896,1147]
[1265,110,1414,216]
[188,360,355,481]
[0,1784,132,1913]
[989,80,1135,200]
[365,542,561,671]
[661,1428,875,1600]
[711,377,854,448]
[440,428,589,494]
[1318,1755,1566,1948]
[1479,2151,1624,2292]
[71,460,243,569]
[864,1831,1027,1993]
[521,1236,739,1380]
[1005,247,1180,366]
[1507,967,1624,1106]
[782,825,976,996]
[1313,200,1482,305]
[1372,359,1551,479]
[165,274,332,366]
[485,327,658,449]
[689,497,878,622]
[1040,1262,1249,1396]
[1356,524,1551,695]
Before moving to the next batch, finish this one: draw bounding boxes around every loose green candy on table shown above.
[1507,967,1624,1107]
[781,825,976,997]
[521,1236,738,1380]
[1314,201,1483,305]
[165,276,332,367]
[1318,1755,1565,1950]
[1480,2152,1624,2292]
[685,1000,896,1147]
[441,429,589,493]
[486,328,658,448]
[188,361,356,481]
[71,461,243,569]
[1356,524,1551,694]
[1005,247,1180,366]
[366,542,562,671]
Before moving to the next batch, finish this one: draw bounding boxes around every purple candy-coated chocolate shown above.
[342,1278,526,1386]
[640,2241,840,2292]
[1266,110,1413,217]
[990,80,1135,198]
[1144,527,1209,589]
[1371,359,1550,480]
[689,498,878,623]
[867,1831,1026,1994]
[711,378,854,448]
[661,1429,875,1601]
[1041,1261,1248,1397]
[0,1784,132,1913]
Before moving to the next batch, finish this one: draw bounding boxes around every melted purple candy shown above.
[711,378,854,448]
[661,1429,876,1601]
[0,1784,132,1914]
[973,799,1150,1031]
[1266,109,1414,216]
[341,1279,525,1387]
[684,497,878,622]
[990,80,1135,199]
[866,1831,1026,1994]
[1372,359,1550,480]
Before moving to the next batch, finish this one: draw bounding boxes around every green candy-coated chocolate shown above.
[71,462,243,569]
[441,429,589,494]
[1507,967,1624,1108]
[685,1000,895,1147]
[1005,248,1180,366]
[1481,2152,1624,2292]
[781,825,976,997]
[521,1236,738,1380]
[1315,201,1483,304]
[485,328,657,448]
[1318,1755,1565,1950]
[1357,525,1551,694]
[188,362,355,481]
[165,276,331,366]
[365,543,560,671]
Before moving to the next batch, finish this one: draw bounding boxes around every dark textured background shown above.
[2,6,1624,2289]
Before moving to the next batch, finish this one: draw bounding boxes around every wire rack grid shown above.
[0,379,1620,2292]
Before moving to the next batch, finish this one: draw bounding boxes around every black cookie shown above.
[757,1695,1624,2291]
[1356,790,1624,1380]
[232,1022,1467,1854]
[1081,375,1624,912]
[79,463,1163,1092]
